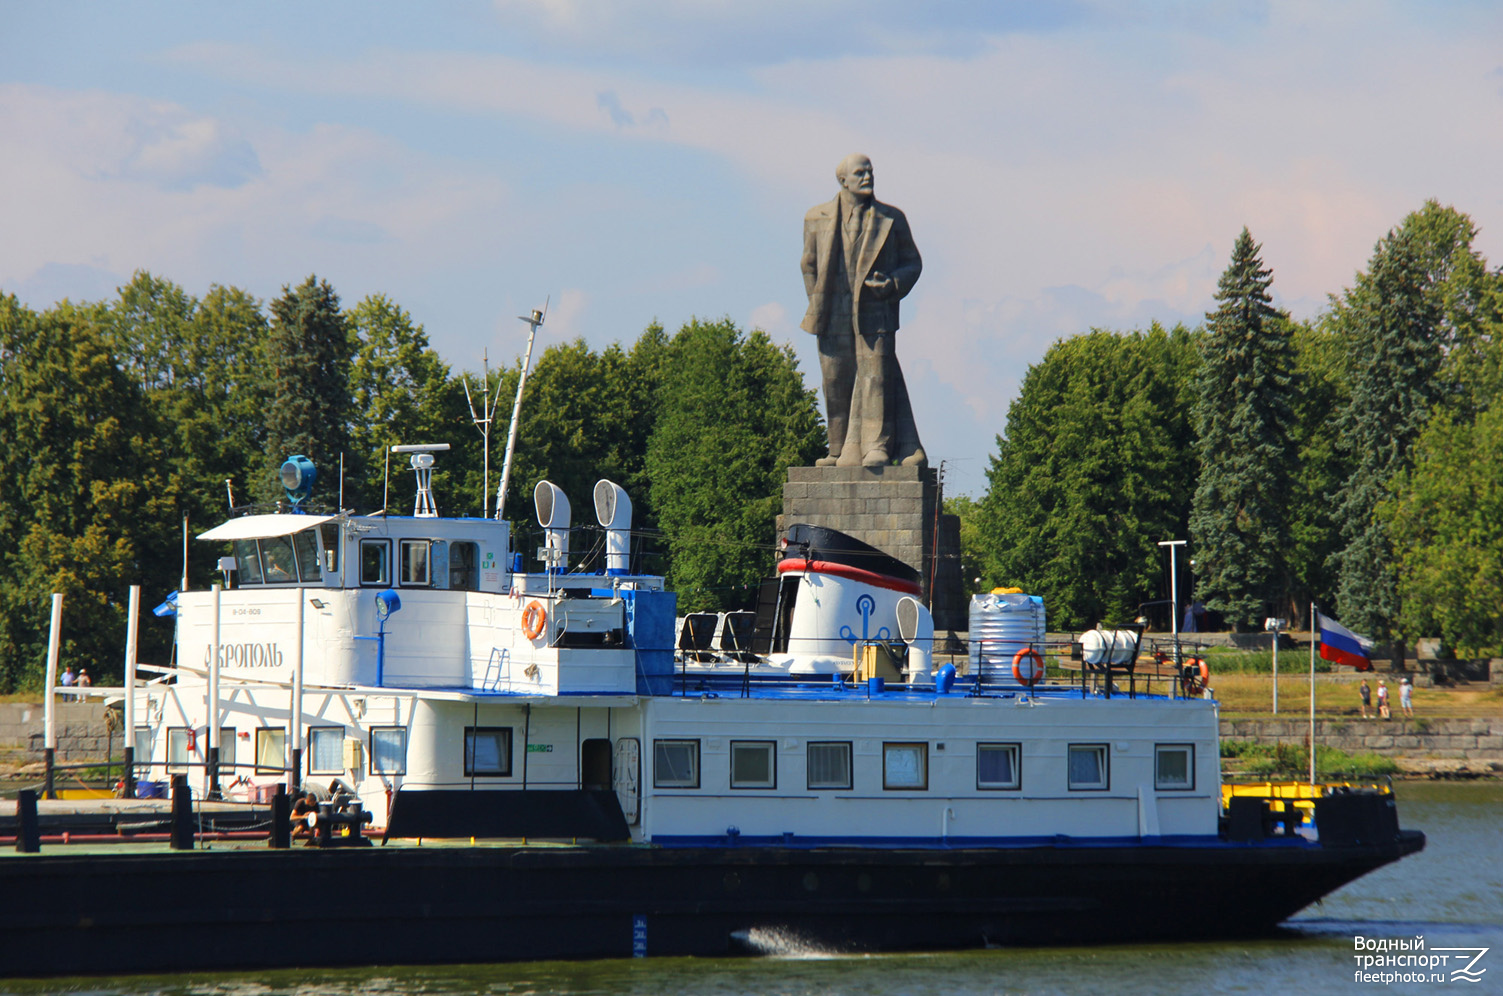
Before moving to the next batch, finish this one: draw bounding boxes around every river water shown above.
[6,782,1499,996]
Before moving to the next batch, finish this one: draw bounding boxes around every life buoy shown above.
[1012,647,1045,686]
[521,600,547,640]
[1181,656,1209,696]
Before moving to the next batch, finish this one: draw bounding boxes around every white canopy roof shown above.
[196,513,339,542]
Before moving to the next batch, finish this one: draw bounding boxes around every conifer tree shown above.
[1328,202,1481,648]
[1188,229,1296,629]
[260,276,353,504]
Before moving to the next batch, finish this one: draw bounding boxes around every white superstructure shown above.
[126,454,1223,845]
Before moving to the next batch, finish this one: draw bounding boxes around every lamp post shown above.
[1265,616,1288,714]
[1158,540,1187,665]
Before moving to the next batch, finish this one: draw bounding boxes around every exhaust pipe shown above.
[593,480,632,576]
[534,481,571,571]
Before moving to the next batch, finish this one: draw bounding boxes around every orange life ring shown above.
[1012,647,1045,686]
[521,600,547,640]
[1181,656,1209,696]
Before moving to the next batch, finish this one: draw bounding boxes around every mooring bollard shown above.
[170,774,194,850]
[270,784,291,849]
[16,789,41,853]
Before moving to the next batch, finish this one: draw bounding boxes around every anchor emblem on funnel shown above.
[840,593,891,645]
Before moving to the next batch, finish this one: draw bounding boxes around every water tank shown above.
[968,592,1046,675]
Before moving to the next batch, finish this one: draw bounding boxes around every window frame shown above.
[255,727,287,775]
[360,539,392,587]
[369,726,408,776]
[976,742,1022,790]
[652,738,701,789]
[308,726,346,775]
[215,727,236,771]
[464,726,514,777]
[232,539,264,585]
[449,540,480,591]
[1154,743,1195,791]
[729,740,776,790]
[259,535,299,584]
[166,727,194,773]
[882,741,929,791]
[1067,743,1110,791]
[805,740,853,790]
[399,538,431,587]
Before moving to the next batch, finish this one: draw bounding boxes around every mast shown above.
[496,302,546,520]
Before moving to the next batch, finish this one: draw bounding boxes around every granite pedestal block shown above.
[778,465,963,632]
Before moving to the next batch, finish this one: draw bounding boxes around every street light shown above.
[1265,617,1288,713]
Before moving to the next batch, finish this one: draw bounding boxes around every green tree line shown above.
[0,274,820,691]
[968,200,1503,660]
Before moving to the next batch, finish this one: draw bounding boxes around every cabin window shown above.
[132,726,152,765]
[1067,744,1109,791]
[216,728,236,771]
[806,741,852,790]
[233,539,264,585]
[319,522,340,572]
[977,743,1022,790]
[1155,744,1194,791]
[653,739,700,789]
[370,727,407,775]
[399,540,430,587]
[255,728,286,775]
[166,728,196,773]
[309,727,345,774]
[450,541,480,591]
[465,727,513,777]
[360,540,391,586]
[261,536,298,583]
[730,740,776,789]
[883,742,928,791]
[293,529,322,581]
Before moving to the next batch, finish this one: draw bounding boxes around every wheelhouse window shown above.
[309,727,345,774]
[465,727,513,776]
[653,739,700,789]
[370,727,407,775]
[883,742,928,790]
[450,541,480,591]
[729,741,776,789]
[293,529,321,581]
[1155,744,1194,791]
[255,728,286,775]
[1068,744,1109,791]
[400,539,430,587]
[977,743,1021,790]
[318,522,340,572]
[360,540,391,586]
[166,728,194,773]
[806,741,852,790]
[232,539,264,584]
[261,536,298,583]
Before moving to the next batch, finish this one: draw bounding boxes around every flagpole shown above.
[1309,602,1317,786]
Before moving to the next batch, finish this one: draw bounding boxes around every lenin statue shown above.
[800,154,926,468]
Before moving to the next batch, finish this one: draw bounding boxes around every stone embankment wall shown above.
[1221,717,1503,775]
[0,702,118,764]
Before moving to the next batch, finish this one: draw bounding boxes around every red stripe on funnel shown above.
[777,558,922,595]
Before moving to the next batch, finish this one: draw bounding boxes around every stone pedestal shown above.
[778,465,964,632]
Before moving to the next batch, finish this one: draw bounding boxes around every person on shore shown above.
[1358,678,1371,719]
[1400,676,1414,717]
[77,668,92,689]
[59,665,76,701]
[1377,679,1390,720]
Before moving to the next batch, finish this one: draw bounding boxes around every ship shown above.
[0,447,1423,976]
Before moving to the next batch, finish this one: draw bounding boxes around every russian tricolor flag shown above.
[1317,612,1374,671]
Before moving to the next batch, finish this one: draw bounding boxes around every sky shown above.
[4,1,1502,497]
